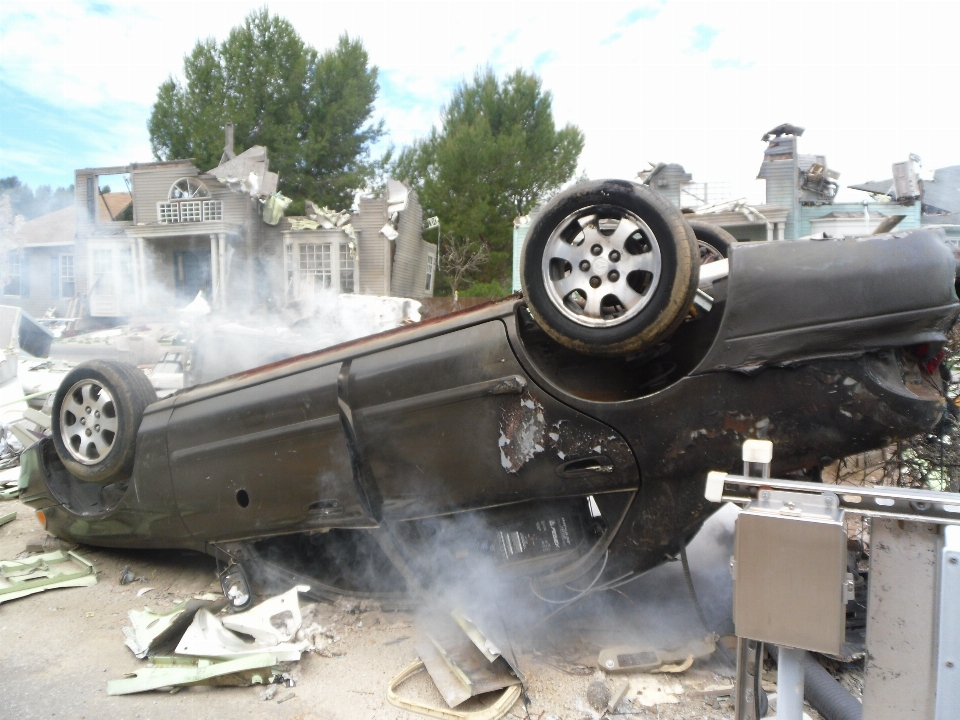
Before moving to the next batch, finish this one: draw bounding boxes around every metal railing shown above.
[156,200,222,223]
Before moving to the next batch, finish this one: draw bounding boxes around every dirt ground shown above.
[1,499,835,720]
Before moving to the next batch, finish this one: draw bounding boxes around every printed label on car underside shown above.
[487,514,581,563]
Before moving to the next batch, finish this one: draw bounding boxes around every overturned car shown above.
[19,180,960,604]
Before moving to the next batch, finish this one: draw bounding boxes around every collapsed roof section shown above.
[850,159,960,222]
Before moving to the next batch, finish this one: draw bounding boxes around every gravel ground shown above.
[0,499,842,720]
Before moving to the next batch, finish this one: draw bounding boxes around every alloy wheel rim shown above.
[59,379,118,465]
[541,205,662,328]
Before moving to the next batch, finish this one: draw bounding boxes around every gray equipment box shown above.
[732,490,847,656]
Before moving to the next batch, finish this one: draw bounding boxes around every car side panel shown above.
[347,320,639,519]
[166,363,371,539]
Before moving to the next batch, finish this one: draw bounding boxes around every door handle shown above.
[308,499,344,517]
[555,456,615,479]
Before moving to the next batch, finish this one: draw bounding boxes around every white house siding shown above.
[798,203,921,238]
[354,196,390,296]
[390,190,433,298]
[130,164,195,225]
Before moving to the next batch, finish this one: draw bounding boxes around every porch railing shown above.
[156,200,223,223]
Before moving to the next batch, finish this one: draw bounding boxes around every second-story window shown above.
[169,178,210,200]
[158,178,221,223]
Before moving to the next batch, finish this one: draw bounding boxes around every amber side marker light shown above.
[36,510,46,528]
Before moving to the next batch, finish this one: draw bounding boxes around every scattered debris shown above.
[175,608,305,661]
[24,534,75,554]
[688,684,734,698]
[586,679,611,711]
[221,585,307,644]
[607,679,630,713]
[416,614,520,708]
[0,465,21,501]
[452,609,501,662]
[387,660,522,720]
[598,634,716,672]
[630,675,684,707]
[260,684,279,701]
[119,566,136,585]
[136,587,154,597]
[122,598,226,658]
[276,691,296,704]
[0,511,14,527]
[0,550,97,604]
[107,653,283,696]
[653,654,695,673]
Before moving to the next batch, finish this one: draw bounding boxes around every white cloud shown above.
[2,0,959,200]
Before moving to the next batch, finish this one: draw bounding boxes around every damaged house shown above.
[4,132,434,321]
[623,124,923,244]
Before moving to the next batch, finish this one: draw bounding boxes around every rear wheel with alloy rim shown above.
[51,360,157,483]
[521,180,699,356]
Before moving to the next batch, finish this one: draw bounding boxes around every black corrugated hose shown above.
[769,646,863,720]
[800,652,863,720]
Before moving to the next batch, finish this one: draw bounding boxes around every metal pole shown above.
[777,647,806,720]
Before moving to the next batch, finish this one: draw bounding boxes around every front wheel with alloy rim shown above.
[520,179,699,356]
[51,360,157,483]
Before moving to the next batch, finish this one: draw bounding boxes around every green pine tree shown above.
[148,8,386,210]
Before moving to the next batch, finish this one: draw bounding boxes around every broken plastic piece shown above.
[221,585,309,643]
[123,598,225,658]
[175,608,304,661]
[107,653,281,696]
[387,660,522,720]
[0,550,96,603]
[0,511,15,527]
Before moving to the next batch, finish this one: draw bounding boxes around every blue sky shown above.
[2,0,959,204]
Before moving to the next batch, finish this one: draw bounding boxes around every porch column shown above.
[209,234,219,305]
[218,233,227,306]
[777,222,785,241]
[136,237,147,305]
[766,223,773,242]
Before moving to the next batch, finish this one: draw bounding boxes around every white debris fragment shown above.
[175,608,304,662]
[222,585,308,644]
[630,675,683,706]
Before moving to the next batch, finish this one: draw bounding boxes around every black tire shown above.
[688,219,737,262]
[51,360,157,483]
[520,179,699,356]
